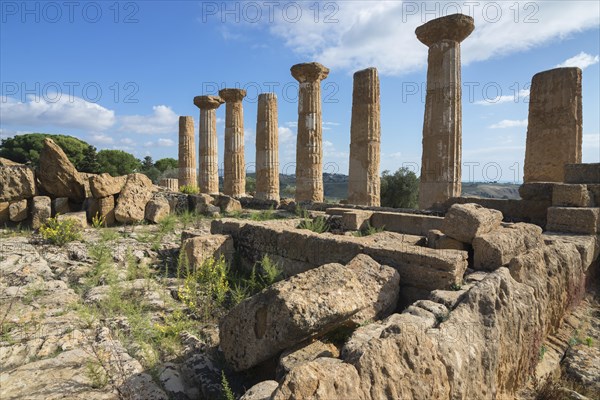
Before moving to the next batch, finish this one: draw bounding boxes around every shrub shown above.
[40,216,82,246]
[297,216,329,233]
[91,212,105,229]
[352,222,384,237]
[380,167,419,208]
[180,185,199,195]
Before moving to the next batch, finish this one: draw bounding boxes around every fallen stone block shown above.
[427,229,468,250]
[564,163,600,184]
[89,173,127,198]
[240,381,279,400]
[57,211,88,229]
[0,202,9,225]
[546,207,600,234]
[552,184,592,207]
[38,138,86,202]
[31,196,51,230]
[9,199,28,222]
[341,210,373,231]
[145,197,171,223]
[0,164,37,202]
[370,211,443,236]
[472,223,543,270]
[156,191,189,214]
[51,197,71,216]
[97,196,115,227]
[219,255,398,370]
[181,234,235,269]
[277,340,340,380]
[213,194,242,213]
[189,193,215,213]
[115,173,156,223]
[543,232,599,270]
[442,203,503,243]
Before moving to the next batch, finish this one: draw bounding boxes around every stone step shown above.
[546,207,600,234]
[564,163,600,184]
[552,183,594,207]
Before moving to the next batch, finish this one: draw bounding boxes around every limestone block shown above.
[370,211,443,236]
[0,202,9,225]
[546,207,600,234]
[97,196,115,227]
[240,381,279,400]
[9,199,28,222]
[38,138,86,202]
[31,196,51,230]
[0,165,37,202]
[518,182,556,201]
[181,234,235,270]
[341,210,373,231]
[145,197,171,223]
[442,203,503,243]
[57,211,88,229]
[277,340,340,380]
[89,173,127,198]
[51,197,71,216]
[552,184,592,207]
[427,229,468,250]
[114,174,156,223]
[213,194,242,213]
[564,163,599,184]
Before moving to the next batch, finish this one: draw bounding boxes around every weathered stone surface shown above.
[564,163,600,184]
[341,210,373,231]
[427,229,468,250]
[0,164,37,202]
[519,182,556,201]
[0,202,9,225]
[51,197,71,216]
[277,339,339,380]
[220,88,247,198]
[291,62,329,203]
[155,191,189,215]
[472,223,543,270]
[56,211,88,229]
[272,358,363,400]
[417,14,474,209]
[38,138,86,202]
[31,196,51,230]
[524,68,582,182]
[552,183,592,207]
[546,207,600,234]
[442,203,503,243]
[220,255,396,371]
[194,95,224,194]
[178,115,197,189]
[0,157,21,166]
[240,381,279,400]
[348,67,380,207]
[83,197,99,223]
[9,199,28,222]
[189,193,215,213]
[145,197,171,223]
[213,194,242,213]
[562,345,600,395]
[89,173,127,198]
[542,232,599,270]
[97,195,115,227]
[255,93,280,201]
[370,211,443,236]
[181,234,234,269]
[159,178,179,192]
[114,173,156,223]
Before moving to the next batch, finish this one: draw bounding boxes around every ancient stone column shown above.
[178,116,197,189]
[348,67,381,206]
[159,178,179,192]
[194,95,224,194]
[255,93,280,201]
[291,62,330,203]
[524,67,582,183]
[416,14,474,210]
[219,88,247,197]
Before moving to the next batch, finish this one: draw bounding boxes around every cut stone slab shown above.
[552,184,592,207]
[0,164,37,202]
[145,197,171,223]
[38,138,86,202]
[213,194,242,213]
[564,163,600,184]
[427,229,468,250]
[518,182,556,201]
[9,199,28,222]
[97,195,115,227]
[546,207,600,234]
[51,197,71,216]
[56,211,88,229]
[114,173,156,223]
[240,381,279,400]
[472,223,543,271]
[219,255,398,371]
[181,234,235,270]
[341,210,373,231]
[89,173,127,198]
[369,211,443,236]
[189,194,215,213]
[543,232,599,270]
[277,340,340,380]
[442,203,503,243]
[31,196,51,230]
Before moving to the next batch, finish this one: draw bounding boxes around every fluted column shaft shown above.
[194,95,224,194]
[416,14,474,210]
[220,89,247,197]
[178,116,197,189]
[291,62,330,203]
[348,67,381,206]
[255,93,280,201]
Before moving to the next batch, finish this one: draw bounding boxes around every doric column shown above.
[524,67,582,182]
[255,93,280,201]
[219,88,247,197]
[416,14,474,209]
[178,116,197,189]
[194,95,224,194]
[348,67,381,206]
[291,62,329,203]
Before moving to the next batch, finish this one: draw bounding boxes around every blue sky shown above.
[1,0,599,183]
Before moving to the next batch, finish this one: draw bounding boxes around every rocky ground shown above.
[1,209,599,400]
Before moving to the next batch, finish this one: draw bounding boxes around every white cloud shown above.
[278,126,295,143]
[119,105,178,135]
[158,138,175,147]
[262,1,599,76]
[91,134,115,144]
[489,119,528,129]
[0,95,116,130]
[582,133,600,162]
[120,138,135,145]
[475,89,530,106]
[556,51,600,70]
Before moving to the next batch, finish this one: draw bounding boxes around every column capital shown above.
[291,62,329,83]
[194,95,224,110]
[219,88,247,103]
[415,14,474,47]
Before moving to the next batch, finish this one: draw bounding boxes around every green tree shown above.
[0,133,89,168]
[245,176,256,193]
[154,158,178,172]
[380,167,419,208]
[141,156,154,170]
[78,145,102,174]
[97,150,141,176]
[142,167,161,183]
